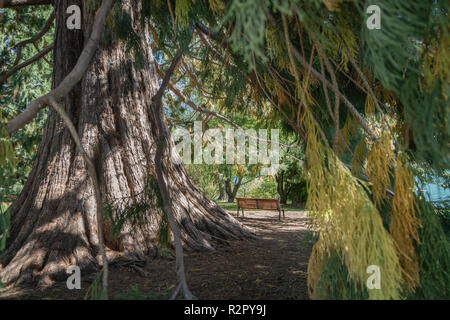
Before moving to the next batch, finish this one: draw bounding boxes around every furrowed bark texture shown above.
[0,0,252,286]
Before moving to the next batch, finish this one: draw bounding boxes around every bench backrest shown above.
[236,198,280,210]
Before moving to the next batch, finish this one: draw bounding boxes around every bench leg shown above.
[278,210,281,221]
[236,207,240,217]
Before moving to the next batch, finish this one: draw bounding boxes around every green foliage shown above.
[148,0,252,109]
[108,3,145,69]
[103,175,163,240]
[103,200,151,240]
[362,0,449,171]
[103,174,174,256]
[437,202,450,240]
[0,6,52,201]
[246,177,278,199]
[114,285,172,300]
[276,142,307,204]
[221,0,269,69]
[186,164,221,199]
[314,251,369,300]
[0,125,17,172]
[400,73,449,171]
[217,1,449,299]
[287,180,307,205]
[0,203,10,257]
[220,0,329,70]
[148,0,213,50]
[361,0,427,91]
[409,196,450,299]
[0,8,53,288]
[84,270,107,300]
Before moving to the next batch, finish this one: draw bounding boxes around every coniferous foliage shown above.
[0,0,448,299]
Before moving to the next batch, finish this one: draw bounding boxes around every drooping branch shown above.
[196,19,391,199]
[195,22,308,140]
[180,58,226,100]
[250,55,307,141]
[5,0,115,135]
[0,10,54,84]
[344,162,395,197]
[152,52,182,104]
[33,41,52,66]
[0,43,54,85]
[310,33,340,151]
[10,10,55,67]
[264,11,377,141]
[195,22,229,48]
[154,62,297,150]
[287,42,377,141]
[347,54,397,142]
[0,0,52,8]
[151,51,196,300]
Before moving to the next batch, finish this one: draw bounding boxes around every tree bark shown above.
[276,171,289,205]
[225,176,242,203]
[0,0,252,287]
[214,168,227,202]
[218,182,227,202]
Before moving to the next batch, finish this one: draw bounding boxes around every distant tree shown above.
[246,177,277,199]
[275,139,305,205]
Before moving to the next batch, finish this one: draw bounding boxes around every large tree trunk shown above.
[0,0,252,286]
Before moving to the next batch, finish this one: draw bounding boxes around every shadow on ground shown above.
[0,210,313,300]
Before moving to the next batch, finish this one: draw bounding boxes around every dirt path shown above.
[0,210,312,300]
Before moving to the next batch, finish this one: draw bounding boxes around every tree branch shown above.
[310,32,340,151]
[154,62,297,150]
[11,10,55,67]
[5,0,115,135]
[287,42,377,141]
[0,43,54,84]
[195,22,229,48]
[264,10,377,141]
[33,41,52,66]
[0,0,52,8]
[152,51,196,300]
[198,15,388,199]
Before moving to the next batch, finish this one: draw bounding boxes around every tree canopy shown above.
[0,0,449,300]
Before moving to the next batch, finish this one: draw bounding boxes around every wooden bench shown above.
[235,197,285,220]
